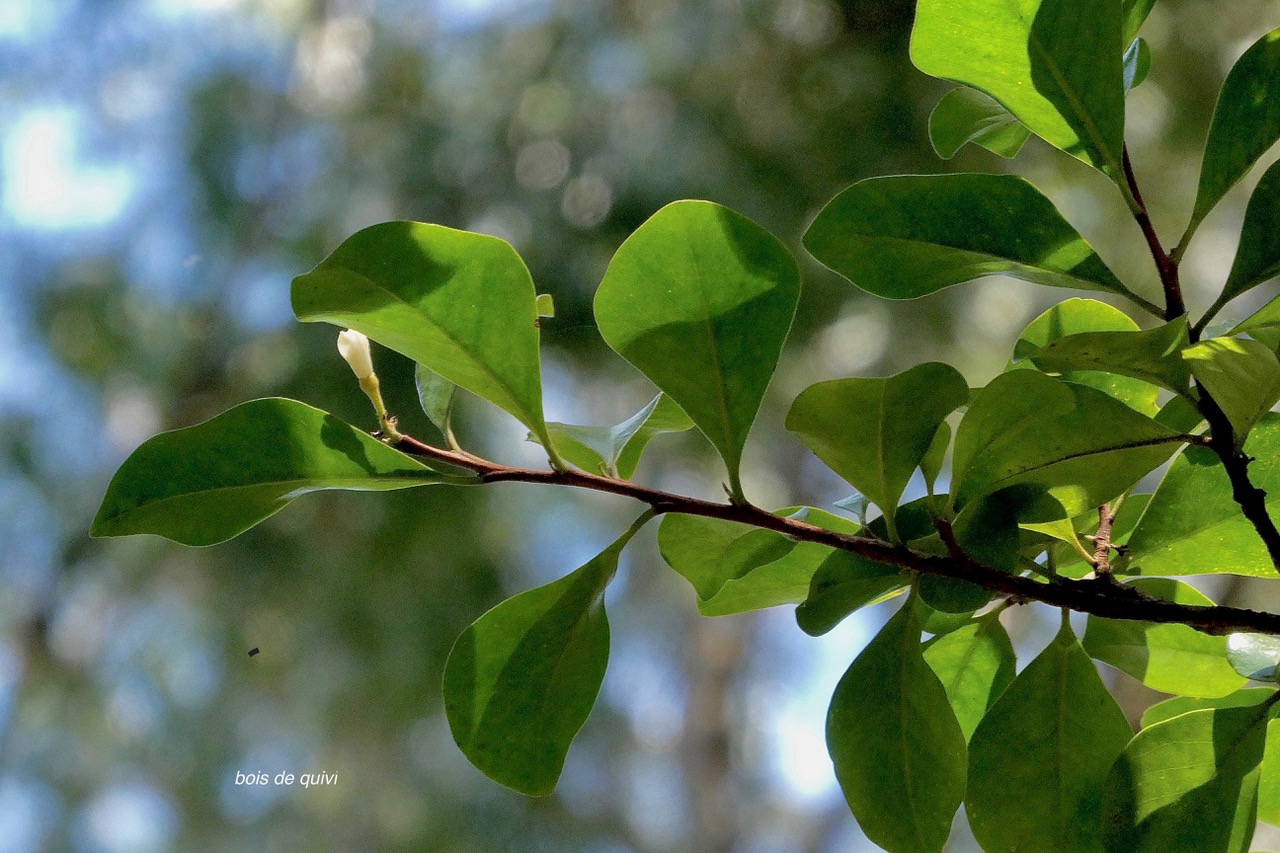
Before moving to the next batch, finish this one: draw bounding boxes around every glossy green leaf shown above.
[951,371,1180,521]
[918,574,992,614]
[414,363,458,445]
[922,611,1016,740]
[1228,633,1280,682]
[1142,688,1277,729]
[795,551,908,636]
[1125,415,1280,576]
[827,604,967,853]
[535,293,555,318]
[914,597,976,636]
[1102,699,1280,852]
[659,508,856,616]
[785,362,968,541]
[1012,298,1160,414]
[927,87,1030,159]
[1123,0,1156,41]
[1084,578,1247,697]
[1188,28,1280,233]
[804,175,1139,302]
[1258,719,1280,826]
[967,619,1132,852]
[91,398,470,547]
[535,395,693,479]
[1030,317,1193,397]
[921,422,951,495]
[1124,37,1152,92]
[291,221,556,449]
[1231,291,1280,348]
[594,201,800,498]
[911,0,1126,174]
[443,521,640,796]
[1221,159,1280,308]
[1183,337,1280,443]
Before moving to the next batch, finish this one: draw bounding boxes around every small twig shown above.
[1122,146,1185,321]
[1092,502,1115,574]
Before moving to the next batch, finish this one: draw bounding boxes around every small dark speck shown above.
[248,648,260,657]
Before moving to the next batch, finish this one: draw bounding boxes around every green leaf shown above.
[1011,298,1160,415]
[1084,578,1247,697]
[91,398,470,547]
[658,508,856,616]
[804,175,1139,302]
[1142,688,1277,729]
[536,394,693,479]
[967,619,1132,852]
[1123,0,1156,41]
[921,422,951,495]
[1188,28,1280,234]
[785,362,968,541]
[951,371,1180,521]
[414,363,458,444]
[827,604,967,853]
[795,551,908,636]
[922,611,1016,740]
[443,521,641,796]
[1124,37,1152,92]
[594,201,800,498]
[1124,415,1280,577]
[1183,337,1280,443]
[1030,316,1193,398]
[1102,699,1279,852]
[928,87,1030,159]
[1231,291,1280,348]
[1259,719,1280,826]
[535,293,555,318]
[910,0,1126,175]
[291,221,556,449]
[1221,159,1280,308]
[1228,633,1280,682]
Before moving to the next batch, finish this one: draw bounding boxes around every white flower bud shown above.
[337,329,375,380]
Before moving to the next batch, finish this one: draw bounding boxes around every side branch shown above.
[1122,146,1184,321]
[394,433,1280,636]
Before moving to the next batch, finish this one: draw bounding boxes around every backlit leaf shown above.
[923,611,1016,740]
[1182,337,1280,443]
[928,87,1029,159]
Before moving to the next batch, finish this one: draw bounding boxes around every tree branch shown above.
[393,433,1280,637]
[1122,146,1185,322]
[1122,146,1280,575]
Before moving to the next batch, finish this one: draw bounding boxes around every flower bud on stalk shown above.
[337,329,402,441]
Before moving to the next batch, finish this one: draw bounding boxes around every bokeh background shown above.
[2,0,1279,849]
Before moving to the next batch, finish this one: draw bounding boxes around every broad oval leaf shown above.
[1012,298,1159,413]
[1083,578,1247,697]
[804,174,1138,302]
[967,619,1132,852]
[796,552,908,636]
[928,87,1030,159]
[911,0,1126,174]
[1189,28,1280,232]
[535,394,693,479]
[1221,159,1280,306]
[91,398,470,547]
[951,371,1180,521]
[443,522,641,796]
[1102,700,1279,852]
[827,603,967,853]
[1142,688,1277,729]
[291,221,555,447]
[1030,316,1193,398]
[922,611,1016,741]
[658,508,855,616]
[1124,415,1280,577]
[594,201,800,498]
[785,362,968,541]
[1182,337,1280,444]
[1227,633,1280,682]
